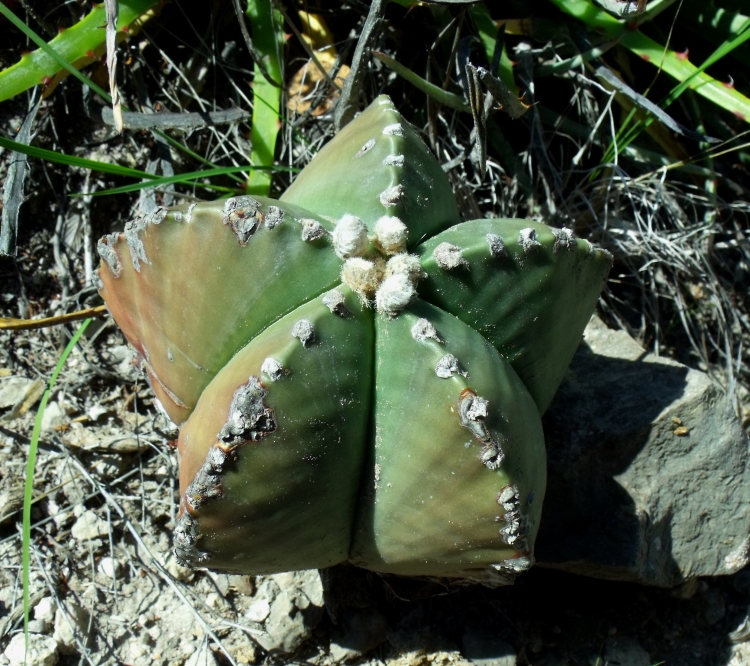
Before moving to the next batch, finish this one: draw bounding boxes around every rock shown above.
[34,597,57,625]
[321,565,390,661]
[461,626,516,666]
[728,641,750,666]
[28,619,49,634]
[0,376,35,408]
[40,400,65,432]
[245,599,271,623]
[54,603,92,654]
[329,608,389,662]
[98,556,120,579]
[184,642,219,666]
[71,510,109,542]
[538,316,750,586]
[253,570,325,655]
[4,632,58,665]
[164,555,195,582]
[600,636,650,666]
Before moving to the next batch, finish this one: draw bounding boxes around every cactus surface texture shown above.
[98,96,612,584]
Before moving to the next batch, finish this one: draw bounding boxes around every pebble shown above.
[54,603,92,654]
[71,510,109,542]
[98,557,120,579]
[245,599,271,623]
[34,597,57,625]
[184,642,219,666]
[0,376,36,409]
[4,633,58,665]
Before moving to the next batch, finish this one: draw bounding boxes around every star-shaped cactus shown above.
[97,96,611,584]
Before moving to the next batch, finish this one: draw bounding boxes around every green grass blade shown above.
[0,135,157,180]
[245,0,284,196]
[548,0,750,123]
[23,319,92,656]
[372,51,470,112]
[599,13,750,167]
[0,0,158,103]
[468,4,518,95]
[83,164,301,196]
[0,2,236,181]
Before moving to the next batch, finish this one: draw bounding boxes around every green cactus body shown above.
[97,95,612,582]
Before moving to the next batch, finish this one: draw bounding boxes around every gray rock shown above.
[0,376,36,409]
[462,626,516,666]
[40,400,65,432]
[253,570,325,655]
[71,510,109,542]
[54,603,92,654]
[184,642,219,666]
[538,316,750,586]
[329,608,389,662]
[4,632,58,666]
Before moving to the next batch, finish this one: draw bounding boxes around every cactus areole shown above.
[97,96,611,585]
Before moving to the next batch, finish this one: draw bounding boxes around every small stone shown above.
[41,400,65,432]
[54,603,92,654]
[4,633,58,666]
[98,556,120,579]
[34,597,57,625]
[185,643,220,666]
[71,510,108,542]
[245,598,271,623]
[433,242,468,270]
[165,555,194,582]
[0,376,35,408]
[291,320,315,347]
[253,570,324,655]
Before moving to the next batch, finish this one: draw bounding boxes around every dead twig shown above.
[0,305,108,331]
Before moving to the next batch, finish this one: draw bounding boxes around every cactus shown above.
[97,96,612,583]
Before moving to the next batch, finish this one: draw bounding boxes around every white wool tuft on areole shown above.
[373,216,408,255]
[332,215,369,259]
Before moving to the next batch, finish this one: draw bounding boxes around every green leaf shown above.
[245,0,284,196]
[0,0,158,103]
